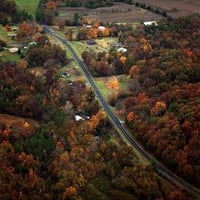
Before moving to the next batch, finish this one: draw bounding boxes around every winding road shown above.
[43,26,200,198]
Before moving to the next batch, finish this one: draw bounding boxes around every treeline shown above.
[50,0,134,8]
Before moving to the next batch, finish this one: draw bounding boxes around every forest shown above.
[80,14,200,187]
[0,34,190,200]
[0,0,199,199]
[0,5,194,200]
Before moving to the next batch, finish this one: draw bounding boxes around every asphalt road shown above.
[43,26,200,198]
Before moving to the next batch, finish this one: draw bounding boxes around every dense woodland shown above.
[0,0,199,198]
[0,50,189,200]
[0,15,192,200]
[124,15,200,186]
[81,14,200,186]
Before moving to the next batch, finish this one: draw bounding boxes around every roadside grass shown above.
[95,75,128,121]
[69,41,87,57]
[94,75,128,100]
[94,78,110,100]
[14,0,39,17]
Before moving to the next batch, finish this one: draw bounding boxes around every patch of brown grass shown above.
[0,114,39,139]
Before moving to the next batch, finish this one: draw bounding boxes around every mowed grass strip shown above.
[14,0,39,17]
[69,41,87,57]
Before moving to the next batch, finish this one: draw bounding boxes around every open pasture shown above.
[136,0,200,18]
[57,2,164,23]
[14,0,39,17]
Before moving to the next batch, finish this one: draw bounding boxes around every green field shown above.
[0,51,20,62]
[0,25,8,42]
[69,41,87,57]
[15,0,39,17]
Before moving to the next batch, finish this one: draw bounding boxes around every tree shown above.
[113,59,126,74]
[73,12,79,26]
[25,124,56,161]
[0,0,17,24]
[46,1,56,10]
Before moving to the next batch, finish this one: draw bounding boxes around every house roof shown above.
[143,21,158,26]
[98,26,106,31]
[8,47,19,53]
[74,115,85,121]
[117,47,127,53]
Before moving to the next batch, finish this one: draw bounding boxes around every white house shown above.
[74,115,85,121]
[117,47,127,53]
[98,26,106,31]
[8,47,19,53]
[143,21,158,26]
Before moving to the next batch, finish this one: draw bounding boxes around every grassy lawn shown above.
[0,25,13,43]
[69,37,117,57]
[94,78,110,100]
[0,26,7,41]
[95,75,128,100]
[15,0,39,17]
[0,25,21,62]
[95,37,117,50]
[0,51,20,62]
[69,41,86,57]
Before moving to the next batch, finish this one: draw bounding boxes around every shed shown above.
[117,47,127,53]
[74,115,85,121]
[143,21,158,26]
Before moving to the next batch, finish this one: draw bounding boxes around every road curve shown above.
[43,26,200,198]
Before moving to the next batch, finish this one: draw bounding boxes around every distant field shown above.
[56,2,164,24]
[136,0,200,18]
[15,0,39,17]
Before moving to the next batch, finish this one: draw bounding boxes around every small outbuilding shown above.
[8,47,19,53]
[143,21,158,26]
[117,47,127,53]
[98,26,106,31]
[87,39,96,45]
[74,115,85,121]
